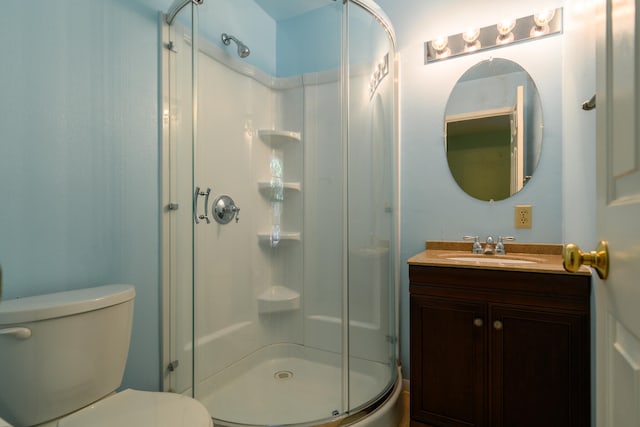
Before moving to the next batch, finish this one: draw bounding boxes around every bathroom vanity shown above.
[408,242,591,427]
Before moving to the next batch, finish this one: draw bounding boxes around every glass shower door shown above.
[191,0,279,416]
[346,1,398,412]
[164,2,195,397]
[190,1,345,425]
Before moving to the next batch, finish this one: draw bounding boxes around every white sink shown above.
[446,256,537,264]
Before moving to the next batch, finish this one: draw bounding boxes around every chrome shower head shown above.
[237,43,250,58]
[221,33,250,58]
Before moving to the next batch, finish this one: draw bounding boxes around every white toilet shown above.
[0,284,213,427]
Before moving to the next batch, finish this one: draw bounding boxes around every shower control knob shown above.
[212,195,240,225]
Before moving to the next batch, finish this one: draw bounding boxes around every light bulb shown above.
[534,9,555,26]
[431,36,451,58]
[497,19,516,36]
[531,9,555,37]
[431,36,448,52]
[462,28,480,43]
[461,28,481,52]
[496,18,516,44]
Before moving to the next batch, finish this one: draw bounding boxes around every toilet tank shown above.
[0,284,135,427]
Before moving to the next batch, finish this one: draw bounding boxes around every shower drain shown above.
[274,370,294,380]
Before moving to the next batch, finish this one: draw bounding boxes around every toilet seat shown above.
[56,389,213,427]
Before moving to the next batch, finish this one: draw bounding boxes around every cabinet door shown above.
[489,305,589,427]
[410,295,486,427]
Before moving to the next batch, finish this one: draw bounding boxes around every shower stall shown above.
[161,1,398,425]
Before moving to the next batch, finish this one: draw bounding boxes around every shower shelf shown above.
[257,231,301,242]
[257,181,301,192]
[257,129,301,146]
[257,285,301,314]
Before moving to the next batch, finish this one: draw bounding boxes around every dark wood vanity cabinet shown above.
[409,265,591,427]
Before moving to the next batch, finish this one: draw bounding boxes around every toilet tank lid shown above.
[0,284,135,325]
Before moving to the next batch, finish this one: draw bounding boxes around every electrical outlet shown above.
[514,205,532,229]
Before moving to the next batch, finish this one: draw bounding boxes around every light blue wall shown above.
[560,1,597,249]
[277,4,342,77]
[276,2,387,77]
[559,3,597,421]
[0,0,162,391]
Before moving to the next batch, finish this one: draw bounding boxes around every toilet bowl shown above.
[0,284,212,427]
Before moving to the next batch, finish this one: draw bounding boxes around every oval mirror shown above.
[444,58,543,201]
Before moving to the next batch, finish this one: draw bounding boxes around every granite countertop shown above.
[407,241,591,276]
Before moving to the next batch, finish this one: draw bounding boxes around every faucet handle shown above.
[463,236,484,254]
[495,236,515,254]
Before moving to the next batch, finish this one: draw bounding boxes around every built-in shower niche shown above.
[255,128,303,315]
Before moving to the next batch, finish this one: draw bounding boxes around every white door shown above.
[595,0,640,425]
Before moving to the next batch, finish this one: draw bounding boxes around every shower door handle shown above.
[193,187,211,224]
[0,327,31,340]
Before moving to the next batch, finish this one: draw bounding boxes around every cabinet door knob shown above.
[493,320,503,330]
[473,318,483,327]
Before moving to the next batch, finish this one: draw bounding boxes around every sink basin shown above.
[446,256,538,264]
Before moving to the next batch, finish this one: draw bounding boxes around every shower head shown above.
[221,33,250,58]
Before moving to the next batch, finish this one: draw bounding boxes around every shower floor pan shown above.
[197,343,393,426]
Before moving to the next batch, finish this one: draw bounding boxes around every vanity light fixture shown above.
[425,7,562,64]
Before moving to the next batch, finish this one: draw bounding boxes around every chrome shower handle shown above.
[193,187,200,224]
[212,195,240,224]
[200,188,211,224]
[193,187,212,224]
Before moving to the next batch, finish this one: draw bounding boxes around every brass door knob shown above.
[563,240,609,280]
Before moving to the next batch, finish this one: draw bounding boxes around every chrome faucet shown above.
[463,236,484,254]
[465,235,516,255]
[484,236,496,254]
[495,236,515,255]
